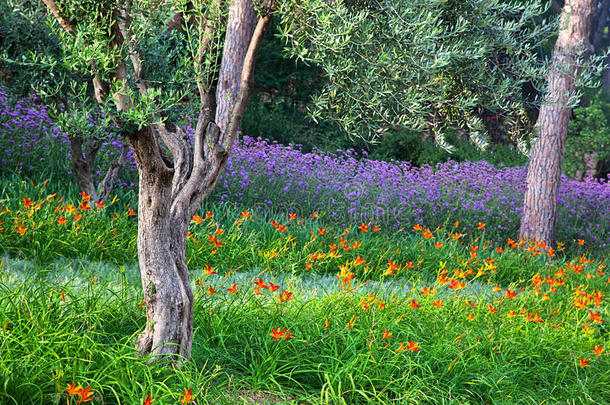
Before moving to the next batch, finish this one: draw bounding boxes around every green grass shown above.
[0,176,608,404]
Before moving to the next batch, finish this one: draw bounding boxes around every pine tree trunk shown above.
[215,0,257,134]
[520,0,596,246]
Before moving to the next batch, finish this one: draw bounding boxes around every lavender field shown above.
[1,89,609,252]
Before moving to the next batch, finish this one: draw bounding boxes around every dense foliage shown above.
[279,0,556,151]
[566,87,610,179]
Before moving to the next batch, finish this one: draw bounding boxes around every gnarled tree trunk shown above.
[520,0,596,246]
[44,0,274,364]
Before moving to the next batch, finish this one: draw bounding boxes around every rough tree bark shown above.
[116,1,271,363]
[520,0,597,246]
[215,0,257,134]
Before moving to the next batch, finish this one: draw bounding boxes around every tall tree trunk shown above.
[520,0,597,246]
[215,0,257,134]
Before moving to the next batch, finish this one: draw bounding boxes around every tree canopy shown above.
[279,0,557,151]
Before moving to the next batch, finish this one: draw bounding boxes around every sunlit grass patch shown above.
[1,248,609,403]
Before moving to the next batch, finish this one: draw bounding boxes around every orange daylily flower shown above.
[268,282,280,292]
[422,228,435,239]
[410,299,421,309]
[420,286,436,296]
[382,329,393,340]
[179,388,196,403]
[477,222,485,230]
[206,286,217,295]
[143,394,155,405]
[353,257,365,266]
[226,284,238,294]
[192,214,204,224]
[77,386,93,403]
[95,201,104,209]
[15,225,27,235]
[254,278,268,289]
[325,318,330,329]
[57,217,67,225]
[359,224,369,232]
[413,224,423,231]
[505,289,517,299]
[279,290,294,303]
[74,213,83,222]
[127,208,136,216]
[203,265,217,276]
[492,284,502,293]
[318,227,327,235]
[526,311,543,323]
[65,382,93,404]
[65,204,76,214]
[406,340,421,351]
[578,357,590,368]
[467,312,475,321]
[488,304,497,314]
[79,202,91,211]
[588,310,604,324]
[574,299,587,310]
[241,210,252,219]
[592,345,604,356]
[80,192,91,201]
[373,225,381,232]
[434,242,443,249]
[310,211,319,218]
[578,239,585,246]
[288,213,297,220]
[431,299,443,307]
[506,310,516,318]
[23,197,33,207]
[65,382,82,396]
[448,279,465,290]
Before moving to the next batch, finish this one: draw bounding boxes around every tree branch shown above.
[117,0,149,95]
[97,141,129,202]
[41,0,75,33]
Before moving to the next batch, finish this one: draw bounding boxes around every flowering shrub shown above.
[1,88,608,252]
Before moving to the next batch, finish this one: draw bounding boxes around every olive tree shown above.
[41,0,275,364]
[278,0,556,150]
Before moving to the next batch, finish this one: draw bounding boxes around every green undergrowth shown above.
[0,176,609,404]
[0,255,609,404]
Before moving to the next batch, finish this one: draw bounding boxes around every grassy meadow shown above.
[0,174,608,404]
